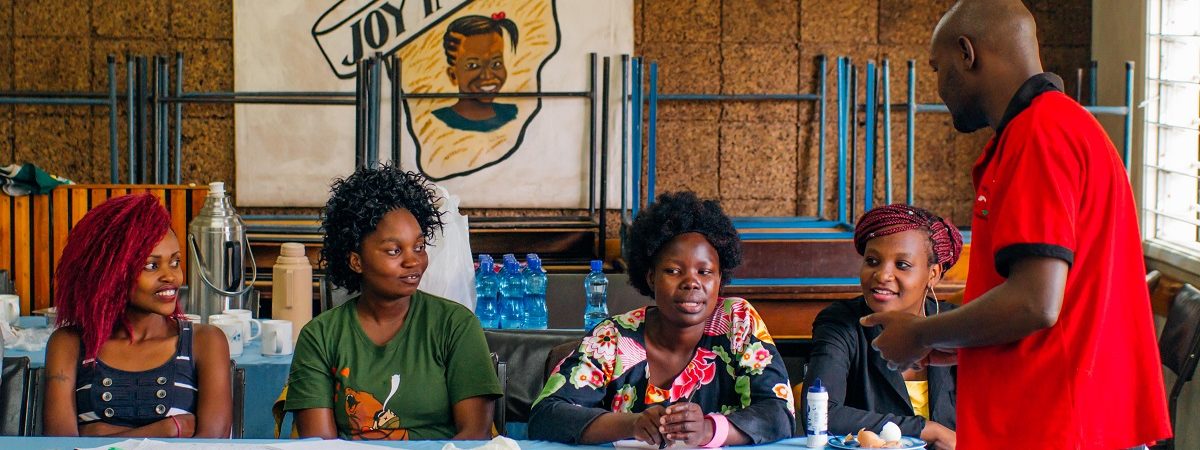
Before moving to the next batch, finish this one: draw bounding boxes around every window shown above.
[1143,0,1200,256]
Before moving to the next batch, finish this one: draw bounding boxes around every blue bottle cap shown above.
[590,260,603,272]
[808,378,826,393]
[478,254,492,264]
[526,253,539,262]
[528,258,543,271]
[505,260,521,273]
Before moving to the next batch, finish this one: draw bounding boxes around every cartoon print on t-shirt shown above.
[344,373,408,440]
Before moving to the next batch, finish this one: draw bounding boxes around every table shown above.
[6,316,294,439]
[0,436,825,450]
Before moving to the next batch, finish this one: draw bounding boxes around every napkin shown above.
[442,436,522,450]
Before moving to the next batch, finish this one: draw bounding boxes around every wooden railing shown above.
[0,185,210,314]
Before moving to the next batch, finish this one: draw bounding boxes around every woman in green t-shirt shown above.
[285,165,502,440]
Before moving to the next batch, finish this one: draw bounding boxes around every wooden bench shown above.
[0,184,210,314]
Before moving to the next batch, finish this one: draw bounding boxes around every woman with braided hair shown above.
[43,194,232,438]
[801,204,962,450]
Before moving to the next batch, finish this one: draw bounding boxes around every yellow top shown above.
[905,380,930,419]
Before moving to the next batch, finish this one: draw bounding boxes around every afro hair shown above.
[321,164,444,293]
[622,191,742,297]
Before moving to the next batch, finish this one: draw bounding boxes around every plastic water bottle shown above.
[498,258,526,329]
[475,255,499,328]
[583,260,608,330]
[523,254,548,329]
[806,378,829,448]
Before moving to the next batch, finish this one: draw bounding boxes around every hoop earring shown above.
[926,285,940,316]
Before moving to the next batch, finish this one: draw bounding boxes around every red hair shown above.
[854,203,963,271]
[54,194,174,362]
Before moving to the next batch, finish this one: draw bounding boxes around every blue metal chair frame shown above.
[627,55,841,239]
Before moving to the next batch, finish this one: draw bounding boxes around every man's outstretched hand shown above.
[861,311,932,371]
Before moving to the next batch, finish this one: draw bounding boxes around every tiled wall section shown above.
[0,0,1090,226]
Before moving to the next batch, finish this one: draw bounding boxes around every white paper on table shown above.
[75,438,404,450]
[441,436,522,450]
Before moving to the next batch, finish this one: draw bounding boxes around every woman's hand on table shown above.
[920,420,956,450]
[659,402,712,446]
[633,405,668,446]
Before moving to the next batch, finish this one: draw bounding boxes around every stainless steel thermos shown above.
[186,182,255,322]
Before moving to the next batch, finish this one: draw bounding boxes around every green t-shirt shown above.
[284,291,502,440]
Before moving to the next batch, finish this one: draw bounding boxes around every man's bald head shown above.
[932,0,1041,67]
[929,0,1045,132]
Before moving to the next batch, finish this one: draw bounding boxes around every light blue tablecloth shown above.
[6,316,294,439]
[0,436,823,450]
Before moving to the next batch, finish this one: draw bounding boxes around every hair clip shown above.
[492,11,506,20]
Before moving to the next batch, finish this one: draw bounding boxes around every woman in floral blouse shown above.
[528,192,795,446]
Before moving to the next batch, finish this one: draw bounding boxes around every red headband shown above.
[853,203,963,271]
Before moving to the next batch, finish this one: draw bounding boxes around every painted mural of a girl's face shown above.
[434,13,521,132]
[447,31,507,102]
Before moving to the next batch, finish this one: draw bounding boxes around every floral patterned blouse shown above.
[528,297,795,444]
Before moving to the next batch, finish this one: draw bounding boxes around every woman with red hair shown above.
[42,194,232,438]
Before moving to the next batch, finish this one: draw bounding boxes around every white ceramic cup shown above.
[0,295,19,325]
[222,309,262,341]
[207,313,236,324]
[211,319,244,357]
[260,320,294,356]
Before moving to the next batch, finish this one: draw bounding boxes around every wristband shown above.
[171,415,182,438]
[702,413,729,448]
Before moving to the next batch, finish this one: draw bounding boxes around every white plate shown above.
[826,435,927,450]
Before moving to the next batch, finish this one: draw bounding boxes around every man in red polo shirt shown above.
[861,1,1173,449]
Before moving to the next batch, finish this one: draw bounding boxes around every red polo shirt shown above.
[959,74,1171,450]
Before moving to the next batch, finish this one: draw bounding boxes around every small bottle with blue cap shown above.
[806,377,829,448]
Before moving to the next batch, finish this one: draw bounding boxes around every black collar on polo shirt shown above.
[993,72,1065,136]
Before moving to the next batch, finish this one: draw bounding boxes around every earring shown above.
[925,285,940,317]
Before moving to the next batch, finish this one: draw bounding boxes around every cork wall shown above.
[0,0,234,190]
[639,0,1092,225]
[0,0,1091,227]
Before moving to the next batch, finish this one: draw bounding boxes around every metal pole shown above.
[647,63,658,206]
[137,56,148,184]
[837,57,847,224]
[864,61,876,212]
[354,59,365,169]
[1123,61,1134,171]
[369,54,382,167]
[631,58,643,218]
[587,53,597,218]
[599,57,611,259]
[127,57,136,184]
[849,64,858,224]
[175,53,183,183]
[906,60,916,205]
[1089,60,1099,106]
[390,54,401,165]
[882,59,893,205]
[817,55,827,219]
[620,55,629,223]
[158,57,169,184]
[107,56,118,183]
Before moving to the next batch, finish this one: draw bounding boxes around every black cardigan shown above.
[801,297,956,437]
